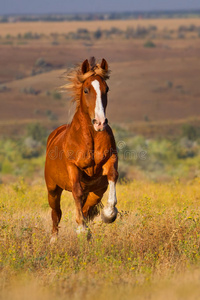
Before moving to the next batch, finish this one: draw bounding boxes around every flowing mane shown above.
[60,57,110,108]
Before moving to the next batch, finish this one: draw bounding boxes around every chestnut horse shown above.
[45,57,118,241]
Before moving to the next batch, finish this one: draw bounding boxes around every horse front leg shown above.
[101,153,118,223]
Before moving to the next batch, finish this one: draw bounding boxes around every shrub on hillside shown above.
[26,123,47,144]
[33,58,53,74]
[45,110,58,121]
[125,27,135,39]
[35,57,48,68]
[177,33,185,39]
[182,124,198,141]
[22,137,43,159]
[177,139,198,159]
[15,73,25,80]
[144,40,156,48]
[51,41,59,45]
[166,81,173,88]
[20,87,39,95]
[94,29,102,39]
[52,91,62,100]
[0,85,9,92]
[23,32,40,39]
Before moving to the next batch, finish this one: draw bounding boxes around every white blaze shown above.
[91,80,105,120]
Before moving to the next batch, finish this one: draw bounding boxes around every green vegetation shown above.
[114,124,200,181]
[1,123,200,183]
[23,31,40,39]
[20,86,39,95]
[35,57,50,68]
[0,123,47,180]
[26,123,47,143]
[52,90,62,100]
[30,57,54,76]
[45,109,58,120]
[144,40,156,48]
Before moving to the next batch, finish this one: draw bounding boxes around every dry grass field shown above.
[1,179,200,300]
[1,18,200,36]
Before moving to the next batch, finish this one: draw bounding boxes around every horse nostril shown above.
[92,118,108,128]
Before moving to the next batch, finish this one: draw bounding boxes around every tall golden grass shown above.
[0,178,200,299]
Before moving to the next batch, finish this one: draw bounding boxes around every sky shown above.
[1,0,200,15]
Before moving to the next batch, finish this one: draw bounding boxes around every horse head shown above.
[80,58,110,132]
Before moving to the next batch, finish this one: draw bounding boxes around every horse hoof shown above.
[50,233,58,244]
[101,206,118,224]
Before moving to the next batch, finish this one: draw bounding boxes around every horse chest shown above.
[94,136,112,163]
[74,143,112,172]
[77,150,95,169]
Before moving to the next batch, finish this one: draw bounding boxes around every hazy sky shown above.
[1,0,200,15]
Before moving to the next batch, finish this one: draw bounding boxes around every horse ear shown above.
[81,59,90,74]
[101,58,108,72]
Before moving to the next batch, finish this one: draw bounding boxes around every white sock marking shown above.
[107,181,117,207]
[91,80,105,120]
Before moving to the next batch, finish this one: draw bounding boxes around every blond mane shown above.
[60,57,110,108]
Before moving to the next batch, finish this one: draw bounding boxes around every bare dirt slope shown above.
[1,35,200,136]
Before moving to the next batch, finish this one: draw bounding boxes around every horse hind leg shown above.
[48,186,63,243]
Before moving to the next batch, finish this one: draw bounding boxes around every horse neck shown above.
[70,106,94,137]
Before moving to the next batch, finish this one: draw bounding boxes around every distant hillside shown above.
[1,18,200,137]
[1,10,200,22]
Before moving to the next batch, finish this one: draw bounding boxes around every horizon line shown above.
[1,8,200,17]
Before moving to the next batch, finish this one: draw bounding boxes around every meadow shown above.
[1,179,200,299]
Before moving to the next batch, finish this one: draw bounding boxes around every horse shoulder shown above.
[46,124,69,152]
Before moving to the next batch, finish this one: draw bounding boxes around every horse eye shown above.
[84,88,89,94]
[106,86,109,93]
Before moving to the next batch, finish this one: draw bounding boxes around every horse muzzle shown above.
[92,118,108,132]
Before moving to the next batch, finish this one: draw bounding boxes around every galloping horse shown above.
[45,57,118,241]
